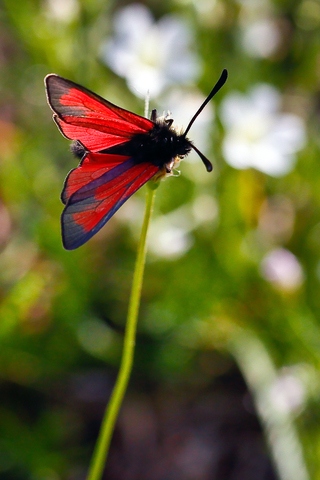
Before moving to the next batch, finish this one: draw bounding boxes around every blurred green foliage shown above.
[1,0,320,479]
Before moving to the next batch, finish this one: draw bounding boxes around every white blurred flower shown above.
[235,0,282,58]
[242,19,281,58]
[220,84,306,176]
[147,206,194,259]
[147,194,219,259]
[174,0,227,27]
[101,4,201,98]
[149,224,193,259]
[260,247,305,291]
[270,371,306,415]
[191,194,219,225]
[45,0,79,22]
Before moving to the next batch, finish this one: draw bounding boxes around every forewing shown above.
[61,158,159,250]
[45,74,154,151]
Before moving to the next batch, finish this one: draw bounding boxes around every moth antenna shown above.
[191,144,213,172]
[183,69,228,138]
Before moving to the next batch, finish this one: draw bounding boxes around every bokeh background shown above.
[1,0,320,479]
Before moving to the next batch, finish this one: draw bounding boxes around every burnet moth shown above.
[45,69,228,250]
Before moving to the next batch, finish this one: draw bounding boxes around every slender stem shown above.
[86,184,157,480]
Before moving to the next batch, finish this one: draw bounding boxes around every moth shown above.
[45,69,227,249]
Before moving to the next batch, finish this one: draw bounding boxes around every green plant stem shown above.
[86,183,157,480]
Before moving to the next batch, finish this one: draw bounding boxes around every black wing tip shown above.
[61,213,87,250]
[44,73,54,87]
[45,73,69,85]
[44,73,63,93]
[62,240,80,251]
[44,74,54,108]
[62,240,76,251]
[44,73,58,82]
[62,224,94,250]
[44,74,75,104]
[62,241,81,250]
[45,74,64,113]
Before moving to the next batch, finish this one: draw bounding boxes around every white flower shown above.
[147,206,194,259]
[235,0,282,58]
[260,247,305,291]
[45,0,79,22]
[220,85,306,176]
[241,19,281,58]
[270,371,306,414]
[101,4,201,98]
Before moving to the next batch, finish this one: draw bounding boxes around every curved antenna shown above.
[183,69,228,138]
[191,144,213,172]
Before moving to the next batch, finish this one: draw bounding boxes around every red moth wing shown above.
[45,74,154,151]
[61,152,131,205]
[62,155,159,250]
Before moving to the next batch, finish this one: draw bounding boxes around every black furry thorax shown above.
[115,120,192,168]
